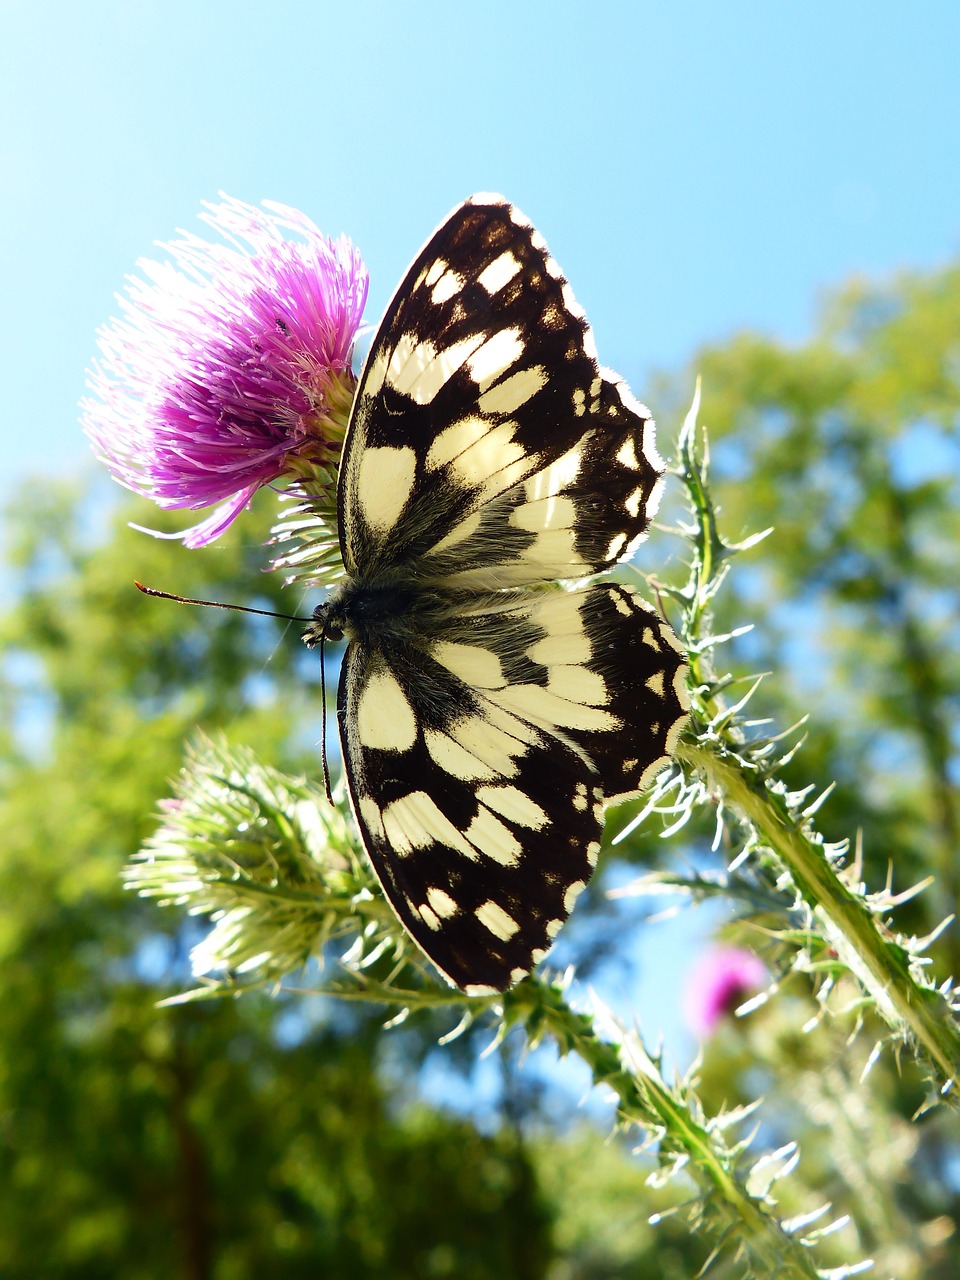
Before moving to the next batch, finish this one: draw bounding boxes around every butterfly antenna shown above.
[319,630,335,805]
[135,581,311,624]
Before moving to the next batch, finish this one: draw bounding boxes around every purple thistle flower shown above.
[83,195,368,546]
[683,946,767,1039]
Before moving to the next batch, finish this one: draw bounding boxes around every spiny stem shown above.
[504,980,824,1279]
[678,737,960,1091]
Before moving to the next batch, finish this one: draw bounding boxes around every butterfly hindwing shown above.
[338,636,604,993]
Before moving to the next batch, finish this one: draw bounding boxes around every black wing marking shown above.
[336,582,689,991]
[417,371,665,589]
[325,195,690,991]
[338,638,604,993]
[338,195,608,577]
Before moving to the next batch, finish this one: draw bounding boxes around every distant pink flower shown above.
[83,195,368,546]
[684,946,767,1038]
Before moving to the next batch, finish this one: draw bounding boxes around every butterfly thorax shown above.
[304,574,463,653]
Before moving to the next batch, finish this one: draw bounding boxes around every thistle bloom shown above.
[683,946,767,1039]
[83,195,368,546]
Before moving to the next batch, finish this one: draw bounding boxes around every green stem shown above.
[679,738,960,1092]
[505,980,823,1278]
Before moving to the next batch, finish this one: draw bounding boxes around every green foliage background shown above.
[1,257,958,1277]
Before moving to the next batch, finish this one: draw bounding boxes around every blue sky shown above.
[3,1,959,498]
[2,0,959,1061]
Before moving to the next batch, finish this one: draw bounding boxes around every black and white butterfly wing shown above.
[332,195,689,992]
[338,197,663,583]
[337,640,607,992]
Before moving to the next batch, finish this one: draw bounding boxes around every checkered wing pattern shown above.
[313,195,689,993]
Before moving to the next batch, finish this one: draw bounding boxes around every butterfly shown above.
[304,194,689,995]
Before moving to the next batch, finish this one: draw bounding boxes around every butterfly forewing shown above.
[339,196,605,578]
[322,195,690,992]
[417,372,666,590]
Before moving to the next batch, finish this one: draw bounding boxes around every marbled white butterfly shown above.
[305,195,690,994]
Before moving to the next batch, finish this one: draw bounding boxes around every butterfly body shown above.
[306,196,689,994]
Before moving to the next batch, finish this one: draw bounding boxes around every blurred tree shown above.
[2,250,958,1278]
[646,257,960,1277]
[655,264,959,917]
[0,488,559,1279]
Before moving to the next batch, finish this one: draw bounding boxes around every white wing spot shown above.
[524,446,582,502]
[625,487,644,518]
[531,948,548,964]
[431,268,464,306]
[673,666,692,712]
[612,592,634,618]
[398,333,488,405]
[476,785,548,830]
[477,365,547,415]
[477,251,523,294]
[419,904,442,931]
[587,841,601,867]
[356,446,417,534]
[427,414,487,469]
[495,683,617,732]
[424,728,498,781]
[547,665,607,706]
[382,332,436,397]
[381,791,476,859]
[617,437,640,469]
[645,474,666,520]
[466,328,524,391]
[545,918,564,939]
[451,423,527,491]
[639,754,672,791]
[510,493,576,534]
[666,711,688,753]
[429,508,483,553]
[422,257,447,288]
[526,528,578,567]
[448,714,526,776]
[572,783,589,812]
[465,807,522,867]
[662,623,688,656]
[510,967,528,984]
[434,641,504,689]
[605,532,628,562]
[646,671,665,697]
[357,667,417,752]
[357,794,385,840]
[427,886,459,919]
[642,626,660,651]
[564,880,587,913]
[362,348,389,399]
[560,281,584,320]
[526,629,591,666]
[476,900,520,941]
[641,424,665,471]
